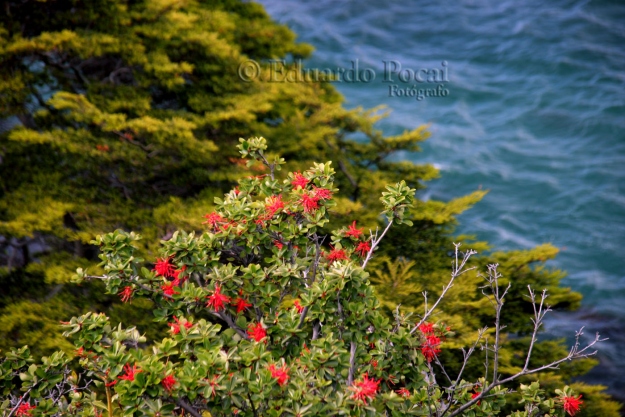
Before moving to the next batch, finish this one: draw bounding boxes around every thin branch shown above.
[176,398,202,417]
[410,244,476,334]
[361,220,394,269]
[347,341,357,386]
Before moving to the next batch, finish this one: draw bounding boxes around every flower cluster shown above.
[351,373,380,404]
[418,322,443,362]
[562,394,583,416]
[268,363,290,386]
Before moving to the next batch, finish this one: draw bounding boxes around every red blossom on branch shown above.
[234,297,252,313]
[168,316,193,334]
[326,246,348,262]
[161,283,179,297]
[153,257,176,278]
[312,186,332,200]
[268,363,290,386]
[273,240,284,249]
[247,322,267,342]
[293,299,304,313]
[118,286,134,303]
[562,395,583,416]
[350,373,380,404]
[172,266,187,283]
[118,363,142,381]
[355,241,371,258]
[291,172,309,189]
[161,374,176,392]
[265,195,285,217]
[420,334,442,362]
[202,212,226,229]
[418,322,435,335]
[15,403,36,417]
[344,221,364,239]
[206,285,231,312]
[396,387,411,398]
[299,194,320,213]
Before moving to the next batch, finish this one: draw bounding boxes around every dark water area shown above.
[258,0,625,401]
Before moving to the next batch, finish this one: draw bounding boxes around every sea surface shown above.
[258,0,625,401]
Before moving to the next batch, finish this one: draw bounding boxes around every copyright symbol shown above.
[238,60,261,82]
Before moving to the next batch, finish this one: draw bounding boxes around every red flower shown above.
[345,220,364,239]
[351,373,380,404]
[105,380,117,387]
[265,195,285,217]
[268,363,289,386]
[471,390,482,405]
[312,186,332,200]
[173,266,187,282]
[118,286,134,303]
[562,395,583,416]
[118,363,142,382]
[273,240,284,249]
[203,212,225,229]
[420,334,441,362]
[234,297,252,313]
[327,246,348,262]
[355,241,371,258]
[206,285,231,312]
[15,403,36,417]
[161,283,179,297]
[247,322,267,342]
[291,172,309,189]
[161,374,176,392]
[293,299,304,314]
[169,316,193,334]
[299,194,319,213]
[154,257,176,278]
[75,347,85,357]
[418,322,435,335]
[396,387,411,398]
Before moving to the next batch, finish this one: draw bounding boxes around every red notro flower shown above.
[234,297,252,313]
[118,363,142,382]
[265,195,285,217]
[418,322,435,335]
[203,212,226,231]
[293,299,304,314]
[247,322,267,342]
[161,374,176,392]
[268,363,290,386]
[206,285,231,312]
[299,194,320,213]
[153,257,176,278]
[118,286,134,303]
[562,395,583,416]
[355,241,371,258]
[15,403,36,417]
[273,240,284,249]
[161,283,179,297]
[351,373,380,404]
[312,186,332,200]
[326,246,348,262]
[291,172,309,189]
[420,334,441,362]
[345,221,364,239]
[173,266,187,282]
[169,316,193,334]
[396,388,411,398]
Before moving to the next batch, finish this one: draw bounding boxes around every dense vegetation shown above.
[0,0,620,415]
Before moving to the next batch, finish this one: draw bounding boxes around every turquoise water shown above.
[259,0,625,399]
